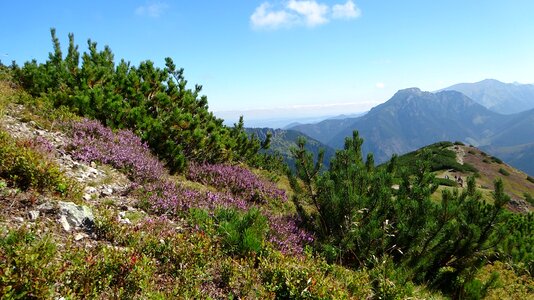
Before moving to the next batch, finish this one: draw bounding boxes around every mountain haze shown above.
[443,79,534,114]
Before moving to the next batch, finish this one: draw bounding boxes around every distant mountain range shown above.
[442,79,534,114]
[285,80,534,175]
[245,128,336,169]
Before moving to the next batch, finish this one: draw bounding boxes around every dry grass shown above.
[432,145,534,212]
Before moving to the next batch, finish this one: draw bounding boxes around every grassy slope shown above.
[393,141,534,212]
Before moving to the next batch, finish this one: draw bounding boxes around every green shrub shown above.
[14,29,267,172]
[498,168,510,176]
[0,227,57,299]
[0,131,69,193]
[434,177,458,187]
[527,176,534,184]
[63,246,156,298]
[524,193,534,206]
[215,208,268,256]
[492,156,503,164]
[454,141,465,146]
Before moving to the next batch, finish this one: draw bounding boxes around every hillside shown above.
[246,127,335,169]
[391,141,534,213]
[443,79,534,114]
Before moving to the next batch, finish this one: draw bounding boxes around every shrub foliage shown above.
[290,131,520,298]
[14,29,264,172]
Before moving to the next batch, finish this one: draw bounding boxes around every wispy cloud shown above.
[375,82,385,89]
[250,3,297,29]
[251,0,361,30]
[332,0,361,19]
[135,2,169,18]
[287,0,329,27]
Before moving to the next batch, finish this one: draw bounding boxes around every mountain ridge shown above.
[442,78,534,114]
[290,86,534,175]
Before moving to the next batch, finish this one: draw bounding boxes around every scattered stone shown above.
[118,211,132,224]
[508,198,531,214]
[74,232,87,241]
[59,215,71,232]
[37,201,55,213]
[83,193,92,201]
[28,210,40,221]
[13,216,25,223]
[84,186,98,194]
[101,187,113,196]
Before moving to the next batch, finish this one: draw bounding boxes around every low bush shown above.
[492,156,503,164]
[215,207,268,256]
[527,176,534,184]
[0,130,71,194]
[498,168,510,176]
[0,227,57,299]
[524,193,534,206]
[434,177,458,187]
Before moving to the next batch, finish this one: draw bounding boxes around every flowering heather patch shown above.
[67,119,165,183]
[65,119,309,255]
[187,163,287,203]
[32,136,56,155]
[142,181,249,215]
[267,214,315,255]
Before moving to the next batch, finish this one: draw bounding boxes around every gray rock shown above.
[58,201,95,231]
[37,202,55,213]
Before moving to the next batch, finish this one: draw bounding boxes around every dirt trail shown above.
[448,145,465,165]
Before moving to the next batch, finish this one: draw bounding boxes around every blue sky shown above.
[1,1,534,123]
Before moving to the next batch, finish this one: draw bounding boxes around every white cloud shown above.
[135,2,168,18]
[287,0,329,27]
[332,0,361,19]
[375,82,385,89]
[250,0,360,30]
[250,3,296,29]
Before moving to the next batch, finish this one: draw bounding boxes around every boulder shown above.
[58,201,95,232]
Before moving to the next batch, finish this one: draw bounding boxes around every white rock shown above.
[59,215,71,232]
[13,217,25,222]
[74,233,86,241]
[101,188,113,196]
[28,210,40,221]
[84,186,98,194]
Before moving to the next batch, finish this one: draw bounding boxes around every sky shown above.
[1,1,534,125]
